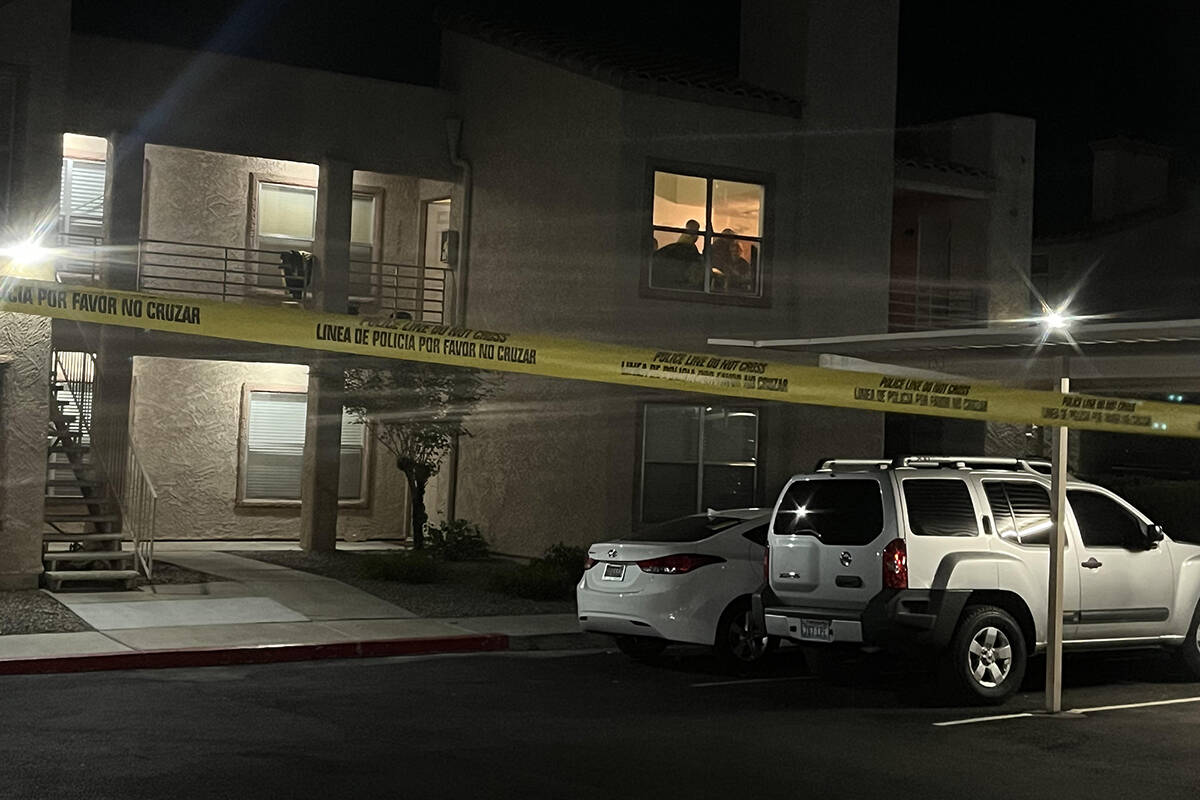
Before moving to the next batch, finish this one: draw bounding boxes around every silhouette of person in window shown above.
[710,229,753,294]
[652,219,703,290]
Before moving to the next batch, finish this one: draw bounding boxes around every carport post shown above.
[1045,370,1069,713]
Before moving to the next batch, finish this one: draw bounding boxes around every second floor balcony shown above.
[54,235,451,323]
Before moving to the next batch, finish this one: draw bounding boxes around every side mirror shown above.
[1147,523,1165,549]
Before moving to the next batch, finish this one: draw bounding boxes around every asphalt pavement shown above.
[1,646,1198,799]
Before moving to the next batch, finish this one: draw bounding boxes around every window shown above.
[774,479,884,546]
[59,157,106,238]
[240,389,368,504]
[254,182,378,261]
[640,404,758,523]
[1069,490,1146,550]
[648,169,765,299]
[983,481,1053,546]
[903,478,979,536]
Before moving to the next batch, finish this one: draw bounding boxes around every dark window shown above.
[1069,490,1146,550]
[640,404,758,523]
[625,514,746,543]
[775,479,884,546]
[983,481,1053,546]
[903,479,978,537]
[741,524,768,547]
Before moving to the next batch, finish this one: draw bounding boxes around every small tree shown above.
[344,362,495,549]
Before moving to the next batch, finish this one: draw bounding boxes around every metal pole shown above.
[1045,370,1069,713]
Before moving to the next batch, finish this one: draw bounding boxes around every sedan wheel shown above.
[716,599,777,669]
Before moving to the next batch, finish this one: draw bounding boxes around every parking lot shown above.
[2,644,1199,799]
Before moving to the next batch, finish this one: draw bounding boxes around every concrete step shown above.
[45,478,105,488]
[44,495,116,507]
[48,444,90,454]
[42,532,125,543]
[43,552,134,569]
[44,512,119,523]
[44,569,139,591]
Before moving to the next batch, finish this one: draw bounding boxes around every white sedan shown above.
[576,509,776,666]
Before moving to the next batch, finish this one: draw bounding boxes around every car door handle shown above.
[1081,557,1103,569]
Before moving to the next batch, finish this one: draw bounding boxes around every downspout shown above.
[444,117,471,523]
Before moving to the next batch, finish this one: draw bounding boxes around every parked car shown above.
[754,456,1200,704]
[577,509,776,667]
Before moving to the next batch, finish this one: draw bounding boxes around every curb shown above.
[0,633,510,676]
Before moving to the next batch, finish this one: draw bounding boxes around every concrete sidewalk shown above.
[0,548,604,673]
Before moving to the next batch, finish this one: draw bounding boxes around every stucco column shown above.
[92,132,145,499]
[0,324,51,589]
[299,158,352,551]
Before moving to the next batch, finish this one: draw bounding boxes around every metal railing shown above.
[53,350,157,579]
[889,281,989,332]
[136,239,450,322]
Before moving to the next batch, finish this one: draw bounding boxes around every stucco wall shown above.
[441,28,892,555]
[143,145,453,263]
[0,314,51,588]
[131,356,407,540]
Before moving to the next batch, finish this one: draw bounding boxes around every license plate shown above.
[797,618,833,643]
[602,563,626,581]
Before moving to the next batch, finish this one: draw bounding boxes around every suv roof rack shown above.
[816,456,1052,476]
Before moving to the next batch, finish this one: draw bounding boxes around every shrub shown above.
[359,552,443,584]
[426,519,491,561]
[491,542,588,601]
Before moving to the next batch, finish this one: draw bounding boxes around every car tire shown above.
[1173,601,1200,680]
[614,635,667,660]
[942,605,1027,705]
[714,598,778,669]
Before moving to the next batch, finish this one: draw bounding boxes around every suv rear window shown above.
[626,515,745,542]
[774,479,883,546]
[903,478,979,537]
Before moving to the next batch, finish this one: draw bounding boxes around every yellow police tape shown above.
[2,276,1198,438]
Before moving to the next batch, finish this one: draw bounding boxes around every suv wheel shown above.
[714,598,777,669]
[614,635,667,660]
[1174,602,1200,679]
[944,605,1027,705]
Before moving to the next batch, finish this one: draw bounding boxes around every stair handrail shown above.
[52,351,158,579]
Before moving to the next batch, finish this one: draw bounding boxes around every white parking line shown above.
[935,695,1200,726]
[933,712,1035,727]
[1068,696,1200,714]
[691,676,819,688]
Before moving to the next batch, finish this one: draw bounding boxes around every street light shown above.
[0,237,56,280]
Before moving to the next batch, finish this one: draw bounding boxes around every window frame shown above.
[246,174,385,300]
[1067,487,1152,551]
[899,475,982,537]
[637,401,761,524]
[980,478,1060,549]
[641,159,773,308]
[235,383,372,509]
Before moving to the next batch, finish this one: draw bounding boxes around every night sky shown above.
[71,0,1200,235]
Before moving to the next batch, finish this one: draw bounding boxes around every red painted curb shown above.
[0,633,510,675]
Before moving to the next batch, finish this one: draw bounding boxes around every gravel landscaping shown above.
[232,550,577,617]
[0,590,92,635]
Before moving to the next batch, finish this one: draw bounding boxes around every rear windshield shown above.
[625,515,747,543]
[774,479,884,546]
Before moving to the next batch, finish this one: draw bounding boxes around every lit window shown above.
[255,182,377,261]
[640,404,758,523]
[649,169,765,298]
[60,158,107,239]
[240,389,367,504]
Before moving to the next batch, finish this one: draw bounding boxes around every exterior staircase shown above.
[42,374,138,591]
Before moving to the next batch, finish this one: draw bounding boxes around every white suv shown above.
[754,456,1200,703]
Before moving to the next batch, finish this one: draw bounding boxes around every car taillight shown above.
[583,556,598,570]
[636,554,725,574]
[762,547,769,582]
[882,538,907,589]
